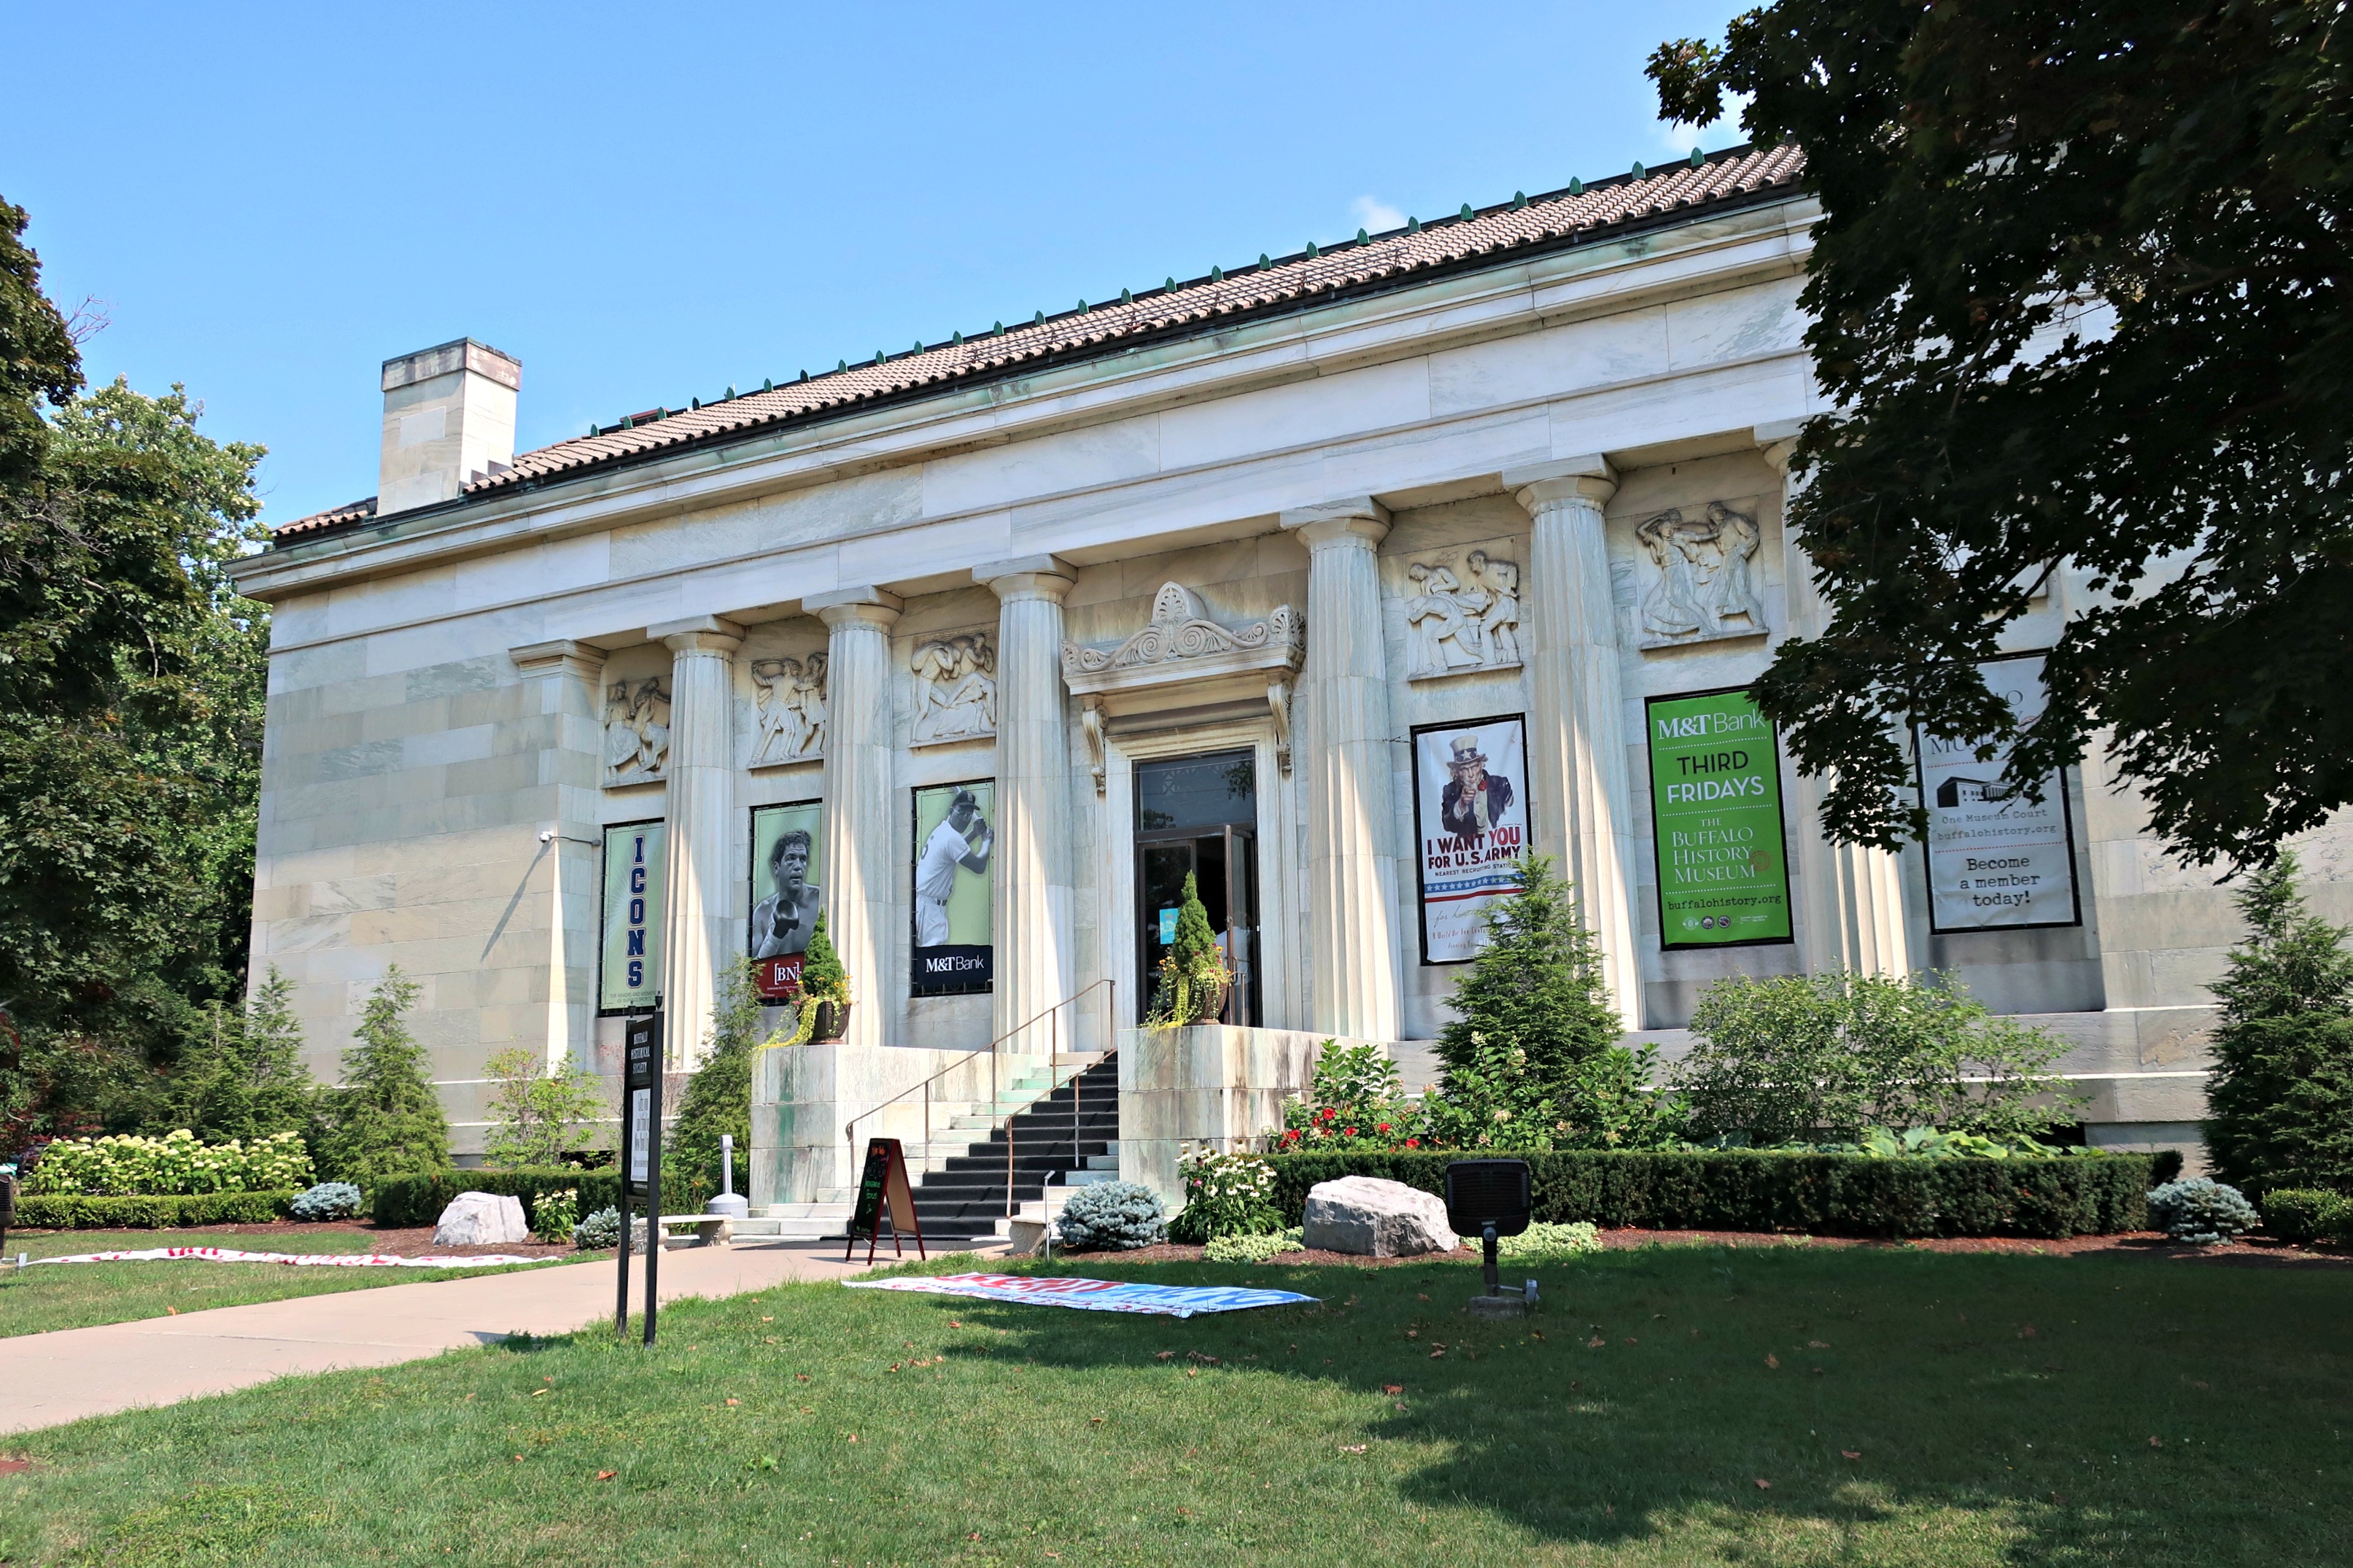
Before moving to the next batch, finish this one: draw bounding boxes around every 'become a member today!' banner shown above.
[1645,687,1793,950]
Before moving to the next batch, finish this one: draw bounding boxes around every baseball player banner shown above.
[1410,715,1530,964]
[911,780,995,995]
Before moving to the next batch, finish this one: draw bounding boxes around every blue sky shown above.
[4,2,1746,529]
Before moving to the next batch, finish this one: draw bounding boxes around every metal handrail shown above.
[840,978,1116,1216]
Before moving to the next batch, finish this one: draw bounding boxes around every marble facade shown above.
[228,179,2325,1189]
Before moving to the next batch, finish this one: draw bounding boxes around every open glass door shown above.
[1136,750,1261,1025]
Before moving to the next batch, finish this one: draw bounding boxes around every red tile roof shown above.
[271,144,1805,543]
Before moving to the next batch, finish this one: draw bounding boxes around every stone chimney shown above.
[377,338,521,516]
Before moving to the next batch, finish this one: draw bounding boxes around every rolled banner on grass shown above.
[28,1247,549,1269]
[845,1271,1317,1318]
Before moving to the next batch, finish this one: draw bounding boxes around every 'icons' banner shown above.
[1646,687,1794,950]
[599,820,667,1012]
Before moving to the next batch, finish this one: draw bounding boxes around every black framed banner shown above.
[598,820,667,1013]
[1915,651,2082,934]
[1645,686,1794,950]
[748,800,824,1001]
[910,780,994,995]
[1409,714,1530,964]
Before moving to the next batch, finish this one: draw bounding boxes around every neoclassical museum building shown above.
[233,144,2267,1206]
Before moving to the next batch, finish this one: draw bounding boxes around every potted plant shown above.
[1146,872,1233,1028]
[799,912,852,1043]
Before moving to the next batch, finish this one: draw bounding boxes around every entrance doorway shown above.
[1135,750,1261,1026]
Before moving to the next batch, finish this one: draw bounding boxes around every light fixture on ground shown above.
[1446,1158,1538,1319]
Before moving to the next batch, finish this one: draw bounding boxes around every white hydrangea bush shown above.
[23,1129,314,1196]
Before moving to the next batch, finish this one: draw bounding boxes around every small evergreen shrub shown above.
[366,1167,713,1228]
[2260,1188,2353,1244]
[289,1181,362,1222]
[573,1206,621,1249]
[666,958,779,1197]
[317,968,449,1186]
[799,912,850,1004]
[2147,1178,2260,1244]
[1205,1227,1306,1263]
[1055,1181,1166,1251]
[1145,872,1231,1027]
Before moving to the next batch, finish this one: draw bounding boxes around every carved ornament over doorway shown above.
[1061,582,1305,790]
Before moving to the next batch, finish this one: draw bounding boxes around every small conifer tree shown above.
[2205,853,2353,1195]
[1147,872,1230,1027]
[666,958,775,1195]
[1435,855,1621,1085]
[799,912,849,1004]
[171,966,322,1146]
[317,966,449,1185]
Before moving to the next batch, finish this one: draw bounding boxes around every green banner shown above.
[1646,688,1792,950]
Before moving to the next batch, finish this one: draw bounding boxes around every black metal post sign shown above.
[616,1008,664,1345]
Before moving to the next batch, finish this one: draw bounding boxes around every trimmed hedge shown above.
[14,1191,298,1230]
[367,1168,714,1229]
[2260,1188,2353,1245]
[1263,1150,2158,1239]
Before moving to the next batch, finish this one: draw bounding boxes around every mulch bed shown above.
[10,1219,582,1260]
[1090,1230,2353,1269]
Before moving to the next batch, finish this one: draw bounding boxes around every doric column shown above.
[807,589,904,1048]
[979,556,1077,1052]
[510,638,607,1074]
[1755,423,1913,977]
[1278,499,1403,1041]
[1505,458,1644,1028]
[650,616,743,1067]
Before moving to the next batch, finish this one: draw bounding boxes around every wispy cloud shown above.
[1350,195,1406,234]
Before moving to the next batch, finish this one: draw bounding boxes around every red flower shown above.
[1376,1123,1392,1134]
[1344,1128,1357,1138]
[1405,1138,1420,1148]
[1283,1129,1301,1143]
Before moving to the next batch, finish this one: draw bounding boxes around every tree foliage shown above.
[317,969,449,1186]
[0,193,268,1149]
[1651,1,2353,867]
[167,967,321,1147]
[1674,970,2078,1144]
[1145,872,1230,1028]
[665,958,777,1197]
[479,1045,608,1171]
[2203,853,2353,1194]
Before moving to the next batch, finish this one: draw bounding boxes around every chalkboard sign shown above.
[844,1137,925,1265]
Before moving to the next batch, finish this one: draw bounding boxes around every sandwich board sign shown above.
[845,1137,925,1265]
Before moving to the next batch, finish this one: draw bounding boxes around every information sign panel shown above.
[1645,686,1794,950]
[1916,652,2082,932]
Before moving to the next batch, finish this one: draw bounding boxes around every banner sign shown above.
[1917,652,2082,933]
[1645,687,1794,950]
[911,780,995,995]
[843,1273,1319,1319]
[749,800,824,1001]
[1410,714,1531,965]
[599,820,667,1012]
[28,1247,544,1269]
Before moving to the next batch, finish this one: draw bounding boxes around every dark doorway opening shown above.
[1135,750,1261,1026]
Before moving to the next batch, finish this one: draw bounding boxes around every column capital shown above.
[1505,455,1616,513]
[648,614,745,654]
[510,638,607,682]
[1751,419,1807,476]
[975,554,1077,603]
[807,586,904,632]
[1279,496,1390,549]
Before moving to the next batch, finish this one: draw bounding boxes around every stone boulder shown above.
[433,1191,530,1248]
[1300,1176,1457,1257]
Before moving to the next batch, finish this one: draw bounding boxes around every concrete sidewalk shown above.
[1,1238,996,1435]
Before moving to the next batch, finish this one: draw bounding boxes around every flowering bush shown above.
[1167,1146,1281,1241]
[530,1188,580,1242]
[1276,1039,1428,1153]
[289,1181,363,1221]
[22,1130,313,1196]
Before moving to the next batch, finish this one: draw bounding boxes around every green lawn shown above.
[0,1228,584,1338]
[4,1246,2349,1567]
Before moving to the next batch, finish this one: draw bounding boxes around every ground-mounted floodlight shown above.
[1446,1158,1538,1319]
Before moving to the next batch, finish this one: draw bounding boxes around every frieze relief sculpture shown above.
[910,632,997,745]
[602,676,672,787]
[1634,500,1767,648]
[1061,581,1302,676]
[1400,548,1521,680]
[749,652,827,766]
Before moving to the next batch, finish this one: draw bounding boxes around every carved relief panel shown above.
[748,652,827,767]
[1399,548,1521,680]
[1634,500,1767,649]
[602,676,671,787]
[910,632,997,746]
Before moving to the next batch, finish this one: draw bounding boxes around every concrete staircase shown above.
[737,1055,1119,1244]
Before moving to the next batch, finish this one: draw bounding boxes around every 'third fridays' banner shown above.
[1916,652,2082,933]
[1411,715,1530,964]
[599,820,667,1012]
[1646,688,1794,950]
